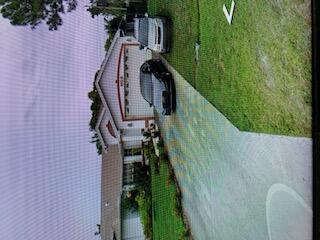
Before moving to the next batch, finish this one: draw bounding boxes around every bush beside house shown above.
[88,70,103,155]
[143,133,192,240]
[121,162,153,239]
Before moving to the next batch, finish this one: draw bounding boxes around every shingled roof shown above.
[94,30,121,152]
[100,144,123,240]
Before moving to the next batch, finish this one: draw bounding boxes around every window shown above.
[123,163,134,186]
[123,162,143,186]
[157,26,161,44]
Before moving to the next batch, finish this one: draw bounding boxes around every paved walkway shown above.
[156,57,312,240]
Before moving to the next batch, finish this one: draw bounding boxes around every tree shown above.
[88,72,103,155]
[0,0,77,30]
[103,16,124,51]
[104,15,123,32]
[87,0,126,18]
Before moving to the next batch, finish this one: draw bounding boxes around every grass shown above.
[148,0,311,136]
[148,143,188,240]
[148,0,200,86]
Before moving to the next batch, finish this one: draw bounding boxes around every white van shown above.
[134,16,170,53]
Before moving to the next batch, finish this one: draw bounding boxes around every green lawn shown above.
[148,0,200,85]
[148,0,311,136]
[150,157,186,240]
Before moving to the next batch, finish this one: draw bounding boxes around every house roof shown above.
[95,30,122,152]
[100,144,123,240]
[95,29,121,104]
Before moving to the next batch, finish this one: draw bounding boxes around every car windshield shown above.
[152,75,164,111]
[138,18,149,46]
[140,71,153,104]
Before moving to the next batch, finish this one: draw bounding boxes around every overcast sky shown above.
[0,1,107,239]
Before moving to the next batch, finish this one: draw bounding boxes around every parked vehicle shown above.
[134,15,170,53]
[140,59,175,115]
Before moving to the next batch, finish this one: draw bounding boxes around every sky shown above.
[0,1,107,239]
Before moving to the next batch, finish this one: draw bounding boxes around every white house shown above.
[95,29,154,154]
[95,29,154,240]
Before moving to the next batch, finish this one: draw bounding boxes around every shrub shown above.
[134,164,151,189]
[167,164,175,185]
[160,152,169,164]
[88,81,102,131]
[151,130,160,138]
[154,162,160,175]
[157,139,170,164]
[175,187,182,201]
[143,141,160,175]
[179,228,191,240]
[154,155,160,174]
[143,141,155,159]
[130,162,152,239]
[158,144,165,156]
[143,131,151,139]
[157,138,164,147]
[121,191,139,214]
[173,195,183,218]
[104,37,113,51]
[173,187,183,218]
[135,191,153,239]
[174,197,183,217]
[149,151,157,164]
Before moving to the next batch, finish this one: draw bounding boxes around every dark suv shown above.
[140,59,175,115]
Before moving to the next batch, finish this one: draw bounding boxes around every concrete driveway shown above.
[156,57,312,240]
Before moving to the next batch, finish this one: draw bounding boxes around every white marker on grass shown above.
[223,0,236,25]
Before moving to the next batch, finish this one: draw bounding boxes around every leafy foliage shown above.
[0,0,77,30]
[103,16,123,51]
[88,70,102,155]
[135,190,153,239]
[88,70,102,131]
[179,228,191,240]
[121,190,139,214]
[166,163,175,186]
[87,0,126,18]
[90,132,102,155]
[120,162,153,239]
[173,187,183,218]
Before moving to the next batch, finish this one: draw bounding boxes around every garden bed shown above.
[144,135,192,240]
[122,127,192,239]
